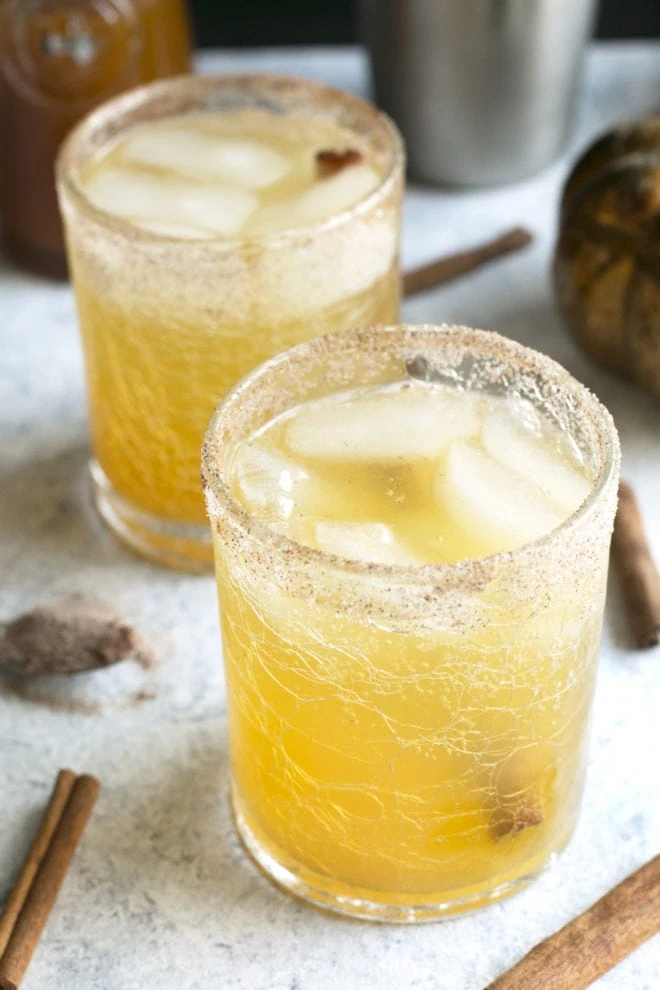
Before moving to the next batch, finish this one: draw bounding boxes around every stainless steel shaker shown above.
[360,0,599,186]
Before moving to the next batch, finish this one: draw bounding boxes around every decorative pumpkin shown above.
[554,117,660,400]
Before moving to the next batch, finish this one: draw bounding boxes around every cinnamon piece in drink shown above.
[315,148,363,178]
[488,752,546,840]
[489,795,544,840]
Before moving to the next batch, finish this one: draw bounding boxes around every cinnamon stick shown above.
[0,770,76,958]
[0,773,100,990]
[486,854,660,990]
[612,481,660,648]
[403,226,533,297]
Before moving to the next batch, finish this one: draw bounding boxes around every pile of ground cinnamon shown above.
[2,594,149,676]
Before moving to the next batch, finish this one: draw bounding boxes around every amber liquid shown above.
[77,267,399,526]
[220,567,601,912]
[215,381,602,916]
[68,108,399,567]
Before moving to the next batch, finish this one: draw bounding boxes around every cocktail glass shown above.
[57,75,403,570]
[202,323,620,922]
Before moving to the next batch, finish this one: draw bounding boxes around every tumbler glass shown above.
[202,324,620,922]
[57,75,403,570]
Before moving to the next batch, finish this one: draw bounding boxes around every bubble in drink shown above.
[121,125,292,188]
[285,383,481,462]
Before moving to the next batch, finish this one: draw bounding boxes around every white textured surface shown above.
[1,43,660,990]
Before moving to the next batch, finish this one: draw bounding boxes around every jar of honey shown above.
[0,0,191,277]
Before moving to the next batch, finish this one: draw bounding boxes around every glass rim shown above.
[55,72,405,249]
[202,323,620,591]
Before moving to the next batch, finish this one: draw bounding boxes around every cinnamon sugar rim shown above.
[202,324,620,592]
[56,73,404,248]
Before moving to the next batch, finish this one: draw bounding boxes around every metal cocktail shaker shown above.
[360,0,599,186]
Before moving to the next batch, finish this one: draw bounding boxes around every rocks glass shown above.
[202,324,619,922]
[57,75,403,570]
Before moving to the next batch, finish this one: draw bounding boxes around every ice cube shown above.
[85,168,157,217]
[85,167,258,236]
[310,521,421,565]
[231,441,311,519]
[248,163,380,234]
[296,163,381,221]
[121,126,291,189]
[285,385,481,462]
[435,440,565,555]
[482,403,590,516]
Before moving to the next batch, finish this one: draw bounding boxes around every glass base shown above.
[232,791,555,923]
[90,460,213,572]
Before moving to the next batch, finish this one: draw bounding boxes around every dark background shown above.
[190,0,660,47]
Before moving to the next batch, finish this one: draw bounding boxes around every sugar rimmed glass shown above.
[202,323,620,922]
[57,74,403,570]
